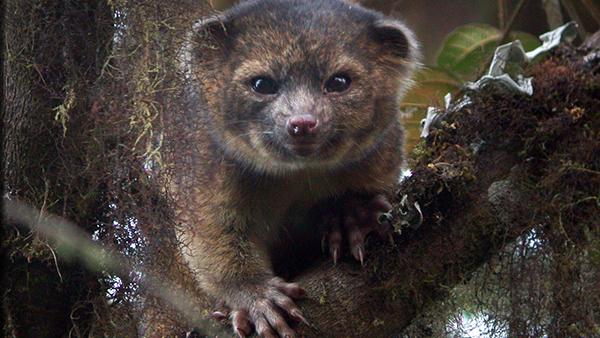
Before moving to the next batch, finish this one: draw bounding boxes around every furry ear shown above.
[370,18,419,65]
[192,15,232,55]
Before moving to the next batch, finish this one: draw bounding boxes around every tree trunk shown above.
[2,1,113,336]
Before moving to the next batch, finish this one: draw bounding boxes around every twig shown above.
[481,0,528,77]
[498,0,508,30]
[498,0,528,45]
[3,198,228,337]
[45,242,64,283]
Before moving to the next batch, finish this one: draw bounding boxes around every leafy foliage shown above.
[402,24,540,115]
[402,24,541,151]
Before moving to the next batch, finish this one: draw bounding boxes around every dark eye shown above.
[324,73,351,93]
[250,76,278,95]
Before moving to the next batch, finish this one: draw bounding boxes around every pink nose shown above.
[286,115,318,137]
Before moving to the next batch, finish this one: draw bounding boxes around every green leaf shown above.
[401,67,461,151]
[436,24,502,80]
[436,24,543,81]
[510,31,542,51]
[401,67,461,112]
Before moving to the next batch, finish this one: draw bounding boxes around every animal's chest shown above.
[242,177,341,244]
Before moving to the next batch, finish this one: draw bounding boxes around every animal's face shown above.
[192,0,419,174]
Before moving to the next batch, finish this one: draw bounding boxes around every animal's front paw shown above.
[320,194,394,265]
[211,277,307,338]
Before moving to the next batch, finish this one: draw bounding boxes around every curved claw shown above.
[210,278,307,338]
[352,245,364,266]
[332,247,339,265]
[212,299,230,321]
[319,194,394,266]
[268,277,306,299]
[232,310,251,338]
[211,310,228,321]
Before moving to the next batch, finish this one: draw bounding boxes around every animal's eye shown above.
[324,73,351,93]
[250,76,278,95]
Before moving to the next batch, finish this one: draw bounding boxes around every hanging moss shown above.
[401,45,600,337]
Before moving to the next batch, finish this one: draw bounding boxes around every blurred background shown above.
[211,0,599,62]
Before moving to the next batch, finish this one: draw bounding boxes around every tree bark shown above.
[2,1,113,336]
[293,154,529,337]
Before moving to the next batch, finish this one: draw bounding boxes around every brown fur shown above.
[171,0,419,331]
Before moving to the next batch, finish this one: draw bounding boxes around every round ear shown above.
[369,18,420,66]
[192,14,232,55]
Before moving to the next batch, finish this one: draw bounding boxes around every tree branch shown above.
[287,44,599,337]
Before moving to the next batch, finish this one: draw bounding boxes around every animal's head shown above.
[190,0,419,174]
